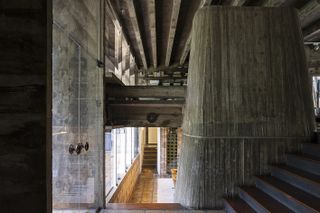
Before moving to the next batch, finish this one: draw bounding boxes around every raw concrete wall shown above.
[0,0,51,212]
[52,0,104,209]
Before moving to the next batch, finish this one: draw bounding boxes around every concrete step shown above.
[143,154,157,159]
[239,186,293,213]
[105,203,186,210]
[286,154,320,176]
[224,197,255,213]
[270,164,320,198]
[302,143,320,158]
[144,148,157,153]
[255,176,320,213]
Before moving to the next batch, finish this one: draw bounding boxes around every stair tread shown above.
[271,164,320,184]
[224,197,256,213]
[288,153,320,162]
[303,143,320,149]
[256,176,320,211]
[240,186,294,213]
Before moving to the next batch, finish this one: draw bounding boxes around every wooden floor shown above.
[104,204,224,212]
[102,170,225,212]
[129,168,175,203]
[105,203,185,210]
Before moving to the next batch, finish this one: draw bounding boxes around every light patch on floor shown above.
[130,169,176,203]
[155,178,175,203]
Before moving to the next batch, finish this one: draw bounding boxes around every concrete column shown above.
[176,6,314,209]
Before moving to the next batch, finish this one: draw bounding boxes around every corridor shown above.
[129,169,175,203]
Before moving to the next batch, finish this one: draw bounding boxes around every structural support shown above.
[175,7,314,209]
[179,0,212,65]
[126,0,148,68]
[165,0,181,66]
[299,0,320,28]
[106,85,186,98]
[303,18,320,41]
[148,0,157,67]
[261,0,287,6]
[222,0,247,6]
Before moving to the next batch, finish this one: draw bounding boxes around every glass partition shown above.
[126,128,133,168]
[105,127,140,198]
[52,22,103,209]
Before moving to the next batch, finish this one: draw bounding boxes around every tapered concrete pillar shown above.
[175,6,314,209]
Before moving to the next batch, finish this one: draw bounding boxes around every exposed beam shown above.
[108,100,185,108]
[110,106,182,116]
[126,0,148,68]
[305,46,320,69]
[299,0,320,28]
[105,72,125,86]
[303,18,320,41]
[222,0,247,6]
[179,0,213,65]
[109,106,182,127]
[165,0,182,66]
[107,86,186,98]
[106,0,139,72]
[106,0,131,49]
[111,114,182,127]
[261,0,287,6]
[143,64,188,74]
[143,76,187,81]
[148,0,157,67]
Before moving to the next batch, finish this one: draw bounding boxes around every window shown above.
[126,128,132,168]
[116,128,126,183]
[105,131,115,194]
[105,127,140,194]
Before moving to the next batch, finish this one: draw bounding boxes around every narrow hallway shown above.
[129,168,175,203]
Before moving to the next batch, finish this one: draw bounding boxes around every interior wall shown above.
[159,128,169,177]
[52,0,104,209]
[0,0,51,212]
[110,155,141,203]
[139,127,146,171]
[148,127,158,144]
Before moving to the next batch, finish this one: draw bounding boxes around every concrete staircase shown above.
[143,144,157,169]
[225,140,320,213]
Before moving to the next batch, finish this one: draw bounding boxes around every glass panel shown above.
[116,128,126,183]
[105,131,115,194]
[131,128,135,160]
[52,22,103,209]
[134,128,139,157]
[312,76,320,115]
[126,128,132,168]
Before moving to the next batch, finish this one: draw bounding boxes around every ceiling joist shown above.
[148,0,157,67]
[179,0,213,65]
[299,0,320,28]
[261,0,287,7]
[304,18,320,41]
[126,0,148,69]
[165,0,182,66]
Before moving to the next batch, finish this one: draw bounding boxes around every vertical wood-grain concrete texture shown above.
[0,0,51,212]
[175,6,315,209]
[52,0,104,209]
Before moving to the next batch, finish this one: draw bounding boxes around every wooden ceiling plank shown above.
[165,0,182,66]
[261,0,287,6]
[229,0,247,6]
[107,85,186,98]
[106,0,139,69]
[299,0,320,28]
[126,0,148,68]
[179,0,213,65]
[303,18,320,41]
[148,0,157,67]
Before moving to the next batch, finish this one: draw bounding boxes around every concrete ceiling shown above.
[107,0,320,71]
